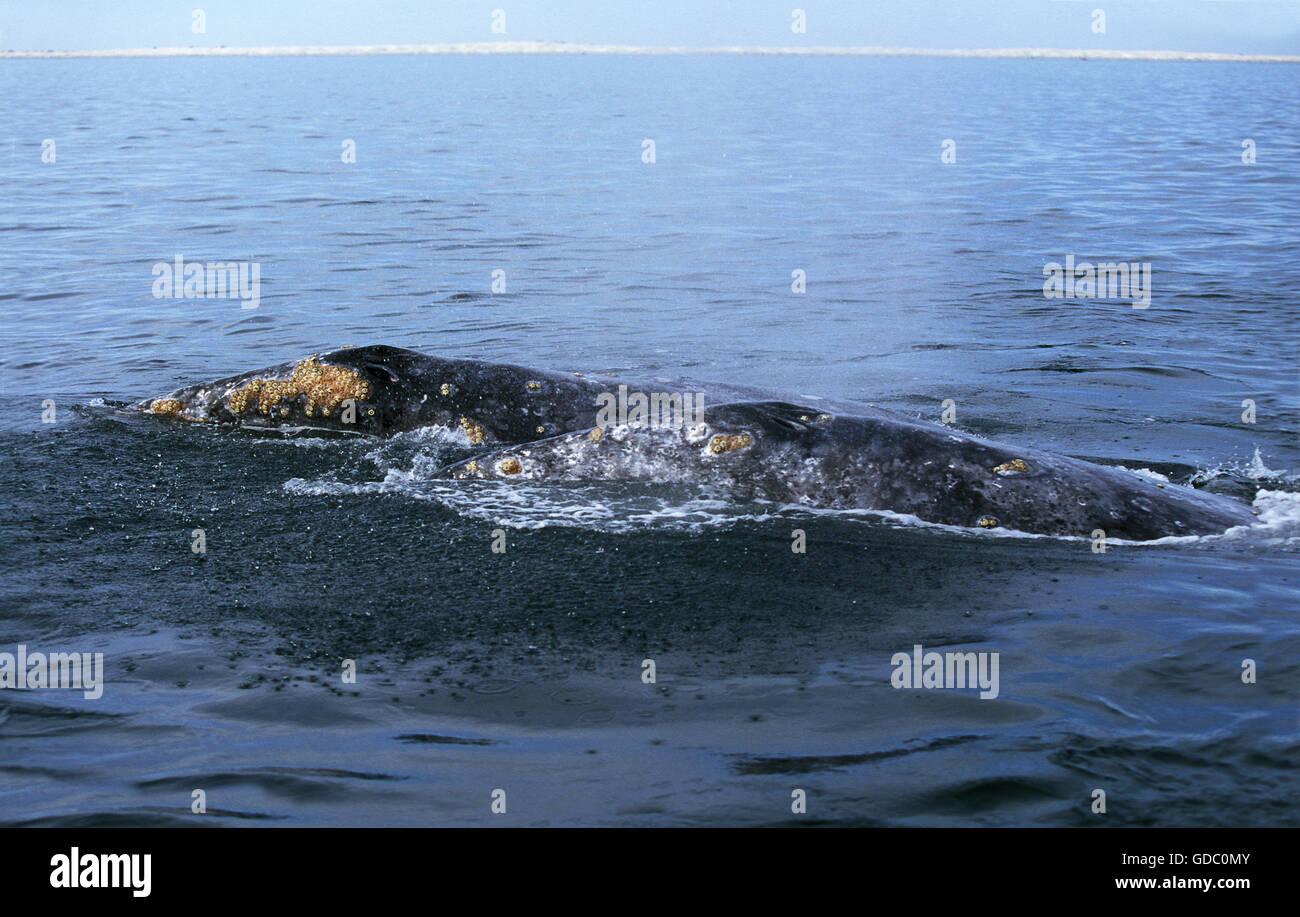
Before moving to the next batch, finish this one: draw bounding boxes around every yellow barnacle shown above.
[457,417,487,444]
[525,380,542,392]
[440,383,452,396]
[367,408,375,416]
[151,399,184,416]
[536,425,546,434]
[499,458,522,476]
[465,460,479,474]
[978,516,999,528]
[588,427,604,442]
[709,433,753,455]
[224,356,370,423]
[993,459,1031,475]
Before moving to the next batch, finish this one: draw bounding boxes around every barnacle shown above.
[993,459,1030,475]
[150,399,184,416]
[709,433,753,454]
[226,357,371,420]
[525,380,542,392]
[816,414,832,424]
[588,427,604,442]
[499,458,522,475]
[458,417,487,444]
[978,516,999,528]
[440,383,453,396]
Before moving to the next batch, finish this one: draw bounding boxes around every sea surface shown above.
[0,55,1297,826]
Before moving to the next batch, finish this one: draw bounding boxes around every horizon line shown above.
[2,41,1298,63]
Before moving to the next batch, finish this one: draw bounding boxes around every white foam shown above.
[1189,447,1296,487]
[360,423,475,472]
[281,443,1299,546]
[1114,465,1173,485]
[1217,490,1300,547]
[283,475,777,533]
[249,436,343,449]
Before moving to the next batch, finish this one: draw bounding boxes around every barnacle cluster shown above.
[459,416,487,444]
[587,427,604,442]
[993,459,1031,475]
[709,433,754,454]
[498,458,523,475]
[525,380,542,392]
[149,398,185,416]
[978,516,999,528]
[227,356,371,419]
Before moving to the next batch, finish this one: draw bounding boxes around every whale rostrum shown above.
[133,345,1258,540]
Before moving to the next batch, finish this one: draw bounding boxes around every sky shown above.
[0,0,1297,54]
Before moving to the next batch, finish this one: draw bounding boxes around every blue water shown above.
[0,55,1297,826]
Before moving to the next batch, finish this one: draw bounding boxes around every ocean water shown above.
[0,54,1297,826]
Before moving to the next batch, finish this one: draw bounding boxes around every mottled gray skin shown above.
[136,345,1256,539]
[132,344,613,442]
[441,401,1257,540]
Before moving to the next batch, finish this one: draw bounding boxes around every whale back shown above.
[132,345,611,441]
[442,400,1256,539]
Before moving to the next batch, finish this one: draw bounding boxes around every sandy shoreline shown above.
[2,41,1297,62]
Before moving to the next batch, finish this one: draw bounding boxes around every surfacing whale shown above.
[134,345,1257,540]
[133,344,612,442]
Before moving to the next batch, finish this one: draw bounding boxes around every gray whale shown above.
[134,345,1257,540]
[133,344,612,443]
[441,401,1257,540]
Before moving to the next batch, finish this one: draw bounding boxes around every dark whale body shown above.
[134,345,1256,540]
[133,344,611,443]
[442,401,1256,540]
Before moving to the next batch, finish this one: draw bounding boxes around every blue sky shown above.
[0,1,1296,53]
